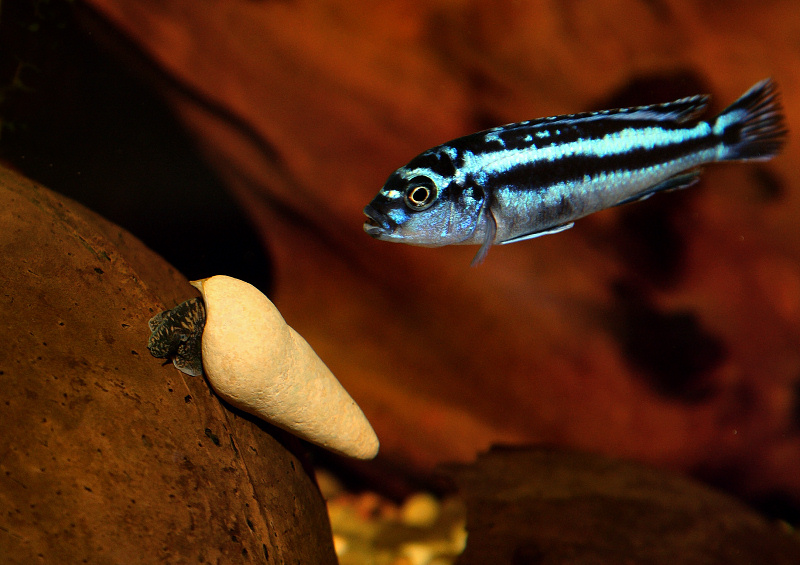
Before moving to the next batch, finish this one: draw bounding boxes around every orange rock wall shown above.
[82,0,800,505]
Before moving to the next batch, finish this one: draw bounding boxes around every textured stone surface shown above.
[0,167,336,563]
[76,0,800,510]
[450,447,800,564]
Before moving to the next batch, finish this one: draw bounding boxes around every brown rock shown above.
[449,447,800,564]
[0,166,336,563]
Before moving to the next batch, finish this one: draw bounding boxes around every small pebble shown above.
[400,542,434,565]
[325,483,466,565]
[401,492,440,528]
[449,521,468,553]
[332,534,348,556]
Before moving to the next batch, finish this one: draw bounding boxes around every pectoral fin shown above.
[471,211,498,266]
[498,222,574,246]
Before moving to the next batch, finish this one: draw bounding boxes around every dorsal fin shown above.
[607,94,710,123]
[493,94,711,134]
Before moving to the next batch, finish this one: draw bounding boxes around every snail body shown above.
[150,275,379,460]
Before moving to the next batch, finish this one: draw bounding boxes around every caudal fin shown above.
[714,79,787,162]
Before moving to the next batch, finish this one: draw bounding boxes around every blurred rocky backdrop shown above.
[2,0,799,523]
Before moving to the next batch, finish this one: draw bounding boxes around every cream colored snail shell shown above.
[149,275,379,460]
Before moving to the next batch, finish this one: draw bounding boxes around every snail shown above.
[148,275,379,460]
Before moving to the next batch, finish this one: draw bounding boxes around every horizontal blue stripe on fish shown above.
[363,79,788,265]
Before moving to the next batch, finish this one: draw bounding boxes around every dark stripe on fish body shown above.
[456,119,706,160]
[481,131,717,193]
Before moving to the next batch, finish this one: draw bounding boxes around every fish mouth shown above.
[363,205,394,239]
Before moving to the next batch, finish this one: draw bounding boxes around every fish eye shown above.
[404,176,437,211]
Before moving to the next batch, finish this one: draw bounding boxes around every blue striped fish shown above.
[363,79,787,265]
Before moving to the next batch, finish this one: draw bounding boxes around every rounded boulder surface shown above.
[0,166,337,564]
[449,447,800,564]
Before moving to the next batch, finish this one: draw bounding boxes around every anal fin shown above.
[498,222,574,246]
[615,169,702,207]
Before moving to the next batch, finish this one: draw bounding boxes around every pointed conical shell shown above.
[190,275,379,460]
